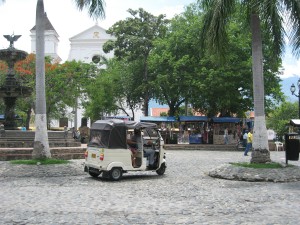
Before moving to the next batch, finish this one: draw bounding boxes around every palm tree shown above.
[198,0,300,163]
[32,0,50,159]
[32,0,105,159]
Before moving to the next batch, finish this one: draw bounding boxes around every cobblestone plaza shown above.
[0,150,299,225]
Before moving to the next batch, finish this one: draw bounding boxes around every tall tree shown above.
[84,58,143,121]
[32,0,106,159]
[32,0,50,159]
[198,0,300,163]
[103,8,169,116]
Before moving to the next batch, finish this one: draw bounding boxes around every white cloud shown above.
[281,46,300,79]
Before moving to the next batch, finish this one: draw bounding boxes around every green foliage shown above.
[149,3,283,117]
[230,162,286,169]
[84,58,144,121]
[42,60,98,125]
[104,8,169,60]
[160,112,168,116]
[103,8,169,115]
[10,158,69,165]
[148,5,201,116]
[267,102,298,140]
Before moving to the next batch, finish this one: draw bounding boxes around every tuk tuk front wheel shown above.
[156,163,166,175]
[89,171,101,178]
[109,167,123,181]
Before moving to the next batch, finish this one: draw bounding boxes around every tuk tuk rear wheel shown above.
[110,167,123,181]
[156,163,166,175]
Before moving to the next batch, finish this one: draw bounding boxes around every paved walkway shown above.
[0,150,299,224]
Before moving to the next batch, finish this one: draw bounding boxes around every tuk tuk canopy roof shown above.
[89,119,157,149]
[290,119,300,127]
[91,119,157,130]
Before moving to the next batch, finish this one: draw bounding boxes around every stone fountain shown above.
[0,34,32,129]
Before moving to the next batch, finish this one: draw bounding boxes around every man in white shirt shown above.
[128,129,155,166]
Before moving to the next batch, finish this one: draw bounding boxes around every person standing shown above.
[243,130,248,148]
[64,126,68,138]
[0,123,5,137]
[224,128,229,144]
[244,130,253,156]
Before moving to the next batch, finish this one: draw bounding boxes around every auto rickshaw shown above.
[84,119,167,181]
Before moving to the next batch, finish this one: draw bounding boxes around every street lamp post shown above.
[290,78,300,119]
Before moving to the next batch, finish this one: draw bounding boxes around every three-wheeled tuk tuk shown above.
[84,119,167,181]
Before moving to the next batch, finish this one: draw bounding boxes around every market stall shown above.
[178,116,208,144]
[211,117,241,144]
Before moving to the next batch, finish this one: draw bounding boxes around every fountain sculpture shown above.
[0,34,32,129]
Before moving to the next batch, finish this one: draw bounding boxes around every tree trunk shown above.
[250,13,270,163]
[25,106,31,130]
[32,0,51,159]
[143,58,149,116]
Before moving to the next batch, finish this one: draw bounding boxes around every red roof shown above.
[151,108,169,116]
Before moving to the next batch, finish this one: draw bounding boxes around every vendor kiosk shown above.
[211,117,241,144]
[178,116,208,144]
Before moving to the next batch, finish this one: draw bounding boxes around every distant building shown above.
[151,108,169,116]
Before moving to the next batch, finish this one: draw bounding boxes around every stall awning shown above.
[212,117,240,123]
[290,119,300,127]
[0,114,21,120]
[179,116,208,122]
[140,116,176,122]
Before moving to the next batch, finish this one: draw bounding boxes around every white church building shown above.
[30,15,143,128]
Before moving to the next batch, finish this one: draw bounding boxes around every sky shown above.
[0,0,299,80]
[0,0,195,61]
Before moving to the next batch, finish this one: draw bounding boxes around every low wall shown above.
[213,135,235,145]
[1,130,71,138]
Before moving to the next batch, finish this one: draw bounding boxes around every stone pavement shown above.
[0,150,299,225]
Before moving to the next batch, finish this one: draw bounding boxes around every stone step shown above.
[0,137,76,141]
[0,130,73,138]
[163,144,238,151]
[0,141,81,148]
[0,144,242,161]
[0,147,86,161]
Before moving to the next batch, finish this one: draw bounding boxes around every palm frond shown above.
[199,0,236,57]
[73,0,105,19]
[283,0,300,58]
[260,0,285,58]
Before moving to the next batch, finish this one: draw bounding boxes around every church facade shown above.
[67,23,115,63]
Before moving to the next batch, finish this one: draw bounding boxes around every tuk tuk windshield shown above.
[143,128,159,139]
[88,130,110,148]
